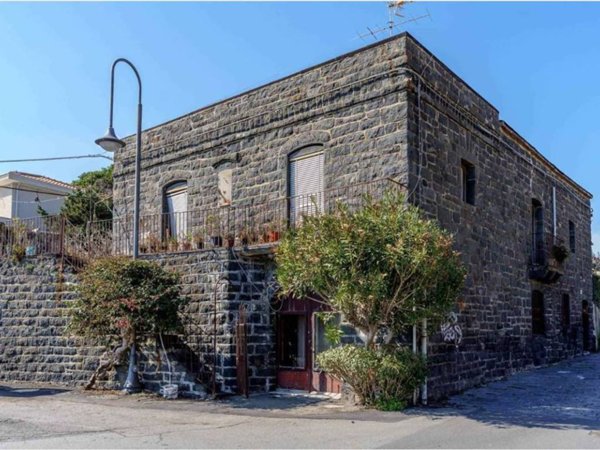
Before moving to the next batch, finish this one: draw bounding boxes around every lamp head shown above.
[95,127,125,152]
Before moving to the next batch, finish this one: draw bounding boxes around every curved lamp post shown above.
[95,58,143,394]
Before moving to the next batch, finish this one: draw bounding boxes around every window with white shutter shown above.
[164,181,188,239]
[288,146,324,225]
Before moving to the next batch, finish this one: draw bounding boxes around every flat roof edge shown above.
[500,121,592,200]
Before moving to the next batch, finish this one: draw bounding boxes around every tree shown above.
[40,166,113,226]
[276,192,466,348]
[68,257,188,389]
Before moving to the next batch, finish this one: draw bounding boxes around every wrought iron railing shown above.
[0,216,64,260]
[98,178,404,257]
[0,178,404,265]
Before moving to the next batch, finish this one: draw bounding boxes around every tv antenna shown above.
[357,1,431,42]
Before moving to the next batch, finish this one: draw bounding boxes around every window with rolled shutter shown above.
[288,147,324,225]
[164,181,188,239]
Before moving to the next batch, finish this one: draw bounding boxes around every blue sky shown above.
[1,1,599,246]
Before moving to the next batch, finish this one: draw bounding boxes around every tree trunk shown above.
[84,337,130,390]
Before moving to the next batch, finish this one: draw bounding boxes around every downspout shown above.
[412,307,418,405]
[420,318,428,405]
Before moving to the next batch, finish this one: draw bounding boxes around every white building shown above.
[0,172,73,221]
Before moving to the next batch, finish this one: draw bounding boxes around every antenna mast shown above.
[357,1,431,42]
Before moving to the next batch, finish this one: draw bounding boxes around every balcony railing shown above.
[89,178,404,258]
[0,178,404,266]
[0,216,64,260]
[529,232,568,284]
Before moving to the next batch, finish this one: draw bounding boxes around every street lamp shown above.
[95,58,143,394]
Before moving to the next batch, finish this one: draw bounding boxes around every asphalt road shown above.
[1,354,599,449]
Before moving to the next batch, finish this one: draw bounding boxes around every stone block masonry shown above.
[0,256,211,397]
[0,257,105,386]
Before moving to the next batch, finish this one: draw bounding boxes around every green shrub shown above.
[277,192,465,348]
[316,345,426,410]
[69,257,189,389]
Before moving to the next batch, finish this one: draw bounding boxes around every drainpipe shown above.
[420,318,428,405]
[412,307,418,405]
[552,186,557,243]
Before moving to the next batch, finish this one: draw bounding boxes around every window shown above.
[461,159,476,205]
[218,168,232,206]
[569,220,576,253]
[561,294,570,336]
[313,313,341,369]
[532,290,545,335]
[163,181,188,239]
[288,146,324,225]
[532,199,544,265]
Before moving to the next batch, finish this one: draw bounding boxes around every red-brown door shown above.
[276,297,342,394]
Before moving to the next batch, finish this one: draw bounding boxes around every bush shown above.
[277,192,465,348]
[316,345,426,410]
[69,257,188,389]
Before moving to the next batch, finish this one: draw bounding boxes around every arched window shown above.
[532,199,544,265]
[532,290,545,335]
[288,145,324,225]
[163,181,188,239]
[218,167,233,206]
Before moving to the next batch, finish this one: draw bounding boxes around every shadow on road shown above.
[0,385,69,398]
[405,354,600,431]
[219,392,328,411]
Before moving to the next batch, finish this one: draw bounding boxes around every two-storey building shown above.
[109,32,594,399]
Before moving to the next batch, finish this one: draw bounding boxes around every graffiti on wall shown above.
[440,312,462,346]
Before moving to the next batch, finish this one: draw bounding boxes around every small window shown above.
[561,294,570,336]
[532,290,545,335]
[218,168,232,206]
[461,160,476,205]
[163,181,188,239]
[569,220,576,253]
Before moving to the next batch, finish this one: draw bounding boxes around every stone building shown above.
[108,32,595,399]
[1,32,593,400]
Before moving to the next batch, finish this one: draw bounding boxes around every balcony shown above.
[103,178,402,258]
[529,233,568,284]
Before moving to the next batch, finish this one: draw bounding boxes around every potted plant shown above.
[192,229,205,250]
[261,221,281,243]
[167,236,179,252]
[239,226,258,246]
[11,244,26,263]
[147,233,161,253]
[551,243,569,264]
[207,215,223,247]
[181,233,193,251]
[226,233,236,248]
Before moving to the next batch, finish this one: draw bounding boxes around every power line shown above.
[0,185,70,197]
[0,154,113,163]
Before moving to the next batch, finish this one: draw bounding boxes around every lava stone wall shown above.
[112,37,412,219]
[403,36,594,399]
[0,256,212,397]
[140,250,277,394]
[0,257,105,386]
